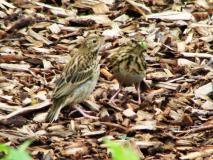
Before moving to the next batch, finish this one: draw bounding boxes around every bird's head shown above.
[84,34,104,54]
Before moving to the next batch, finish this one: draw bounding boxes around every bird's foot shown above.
[108,88,121,105]
[108,98,116,106]
[137,95,142,105]
[130,99,141,105]
[136,83,142,105]
[74,105,99,120]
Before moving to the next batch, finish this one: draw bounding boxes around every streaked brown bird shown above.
[108,39,146,104]
[46,34,103,122]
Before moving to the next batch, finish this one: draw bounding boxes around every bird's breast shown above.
[69,67,100,103]
[114,72,143,86]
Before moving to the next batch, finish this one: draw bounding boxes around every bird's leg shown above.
[69,109,92,116]
[109,88,121,104]
[135,83,141,105]
[74,105,99,119]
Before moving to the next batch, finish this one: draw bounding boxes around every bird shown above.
[46,33,103,122]
[108,38,146,104]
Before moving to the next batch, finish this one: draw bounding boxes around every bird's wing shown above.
[107,47,122,65]
[52,54,97,99]
[108,46,131,67]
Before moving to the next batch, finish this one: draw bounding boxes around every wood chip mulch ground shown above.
[0,0,213,159]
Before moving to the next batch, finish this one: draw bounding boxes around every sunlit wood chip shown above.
[0,102,20,112]
[31,47,52,54]
[130,120,156,131]
[42,59,53,69]
[123,108,136,118]
[180,149,213,160]
[0,82,16,91]
[48,23,61,34]
[33,112,48,122]
[0,63,30,71]
[79,15,111,25]
[22,97,32,106]
[92,2,109,14]
[200,36,213,42]
[35,130,48,136]
[147,11,193,21]
[47,125,65,131]
[136,141,162,149]
[196,0,209,9]
[0,46,17,53]
[195,82,213,99]
[178,58,198,67]
[155,82,179,90]
[147,71,172,79]
[185,32,193,44]
[169,110,183,122]
[99,0,114,5]
[61,146,88,157]
[114,14,130,23]
[0,0,16,8]
[176,139,193,146]
[136,111,154,121]
[180,52,213,58]
[201,100,213,110]
[177,41,186,52]
[28,29,52,45]
[82,130,106,137]
[35,90,48,101]
[102,23,122,38]
[0,10,7,18]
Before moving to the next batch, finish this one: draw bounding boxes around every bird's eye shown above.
[92,39,97,43]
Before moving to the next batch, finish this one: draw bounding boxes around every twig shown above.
[181,52,213,58]
[154,82,180,90]
[100,122,128,131]
[180,148,213,160]
[175,124,213,135]
[0,100,51,120]
[125,0,149,17]
[185,125,213,133]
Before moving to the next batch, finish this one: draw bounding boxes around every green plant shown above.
[0,141,32,160]
[105,140,140,160]
[140,41,147,49]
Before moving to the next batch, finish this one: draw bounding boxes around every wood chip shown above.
[28,29,53,45]
[0,100,51,120]
[0,63,30,71]
[130,121,157,131]
[180,149,213,160]
[147,11,193,21]
[180,52,213,58]
[123,108,136,118]
[92,2,109,14]
[100,68,113,80]
[82,130,106,137]
[195,82,213,99]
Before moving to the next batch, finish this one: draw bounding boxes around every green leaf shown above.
[3,148,32,160]
[118,136,131,140]
[18,141,32,151]
[104,140,140,160]
[140,41,147,49]
[0,144,11,155]
[0,141,32,160]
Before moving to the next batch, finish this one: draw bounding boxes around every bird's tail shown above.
[46,103,63,123]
